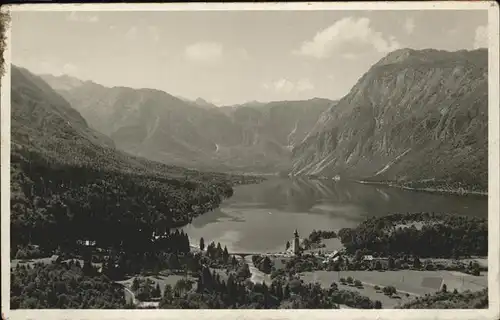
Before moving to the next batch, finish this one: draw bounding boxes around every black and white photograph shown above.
[1,2,499,319]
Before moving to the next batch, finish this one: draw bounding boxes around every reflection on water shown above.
[183,178,487,254]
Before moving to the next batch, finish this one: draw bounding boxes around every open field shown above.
[300,270,488,297]
[301,273,414,308]
[11,256,60,268]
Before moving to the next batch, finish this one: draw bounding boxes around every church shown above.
[292,229,302,255]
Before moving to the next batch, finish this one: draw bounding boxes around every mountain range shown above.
[40,73,335,173]
[35,47,488,192]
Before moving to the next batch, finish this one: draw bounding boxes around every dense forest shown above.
[337,212,487,258]
[11,261,129,309]
[11,150,236,258]
[397,288,488,309]
[303,230,338,250]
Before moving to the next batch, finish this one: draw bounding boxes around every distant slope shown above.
[10,65,245,257]
[13,67,115,154]
[291,49,488,192]
[40,73,335,173]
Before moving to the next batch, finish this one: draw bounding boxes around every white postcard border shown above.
[1,2,499,320]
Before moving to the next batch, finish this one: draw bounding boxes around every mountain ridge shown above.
[39,73,336,173]
[291,48,488,192]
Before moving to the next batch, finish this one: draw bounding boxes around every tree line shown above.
[337,212,487,258]
[10,261,128,309]
[303,230,337,250]
[397,288,488,309]
[160,268,381,309]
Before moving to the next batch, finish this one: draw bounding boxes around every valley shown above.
[9,47,490,310]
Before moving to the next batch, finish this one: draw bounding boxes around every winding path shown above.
[123,286,137,305]
[244,255,271,284]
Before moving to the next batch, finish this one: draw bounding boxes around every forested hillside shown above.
[10,65,260,258]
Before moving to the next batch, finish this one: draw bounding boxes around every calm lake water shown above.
[182,178,488,254]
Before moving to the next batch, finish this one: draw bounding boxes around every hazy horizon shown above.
[12,10,487,105]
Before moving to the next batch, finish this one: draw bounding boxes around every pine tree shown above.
[199,237,205,251]
[216,242,223,259]
[284,284,290,299]
[388,256,395,269]
[184,233,191,253]
[154,283,161,297]
[441,283,448,293]
[132,277,140,291]
[262,256,272,274]
[202,266,213,291]
[223,246,229,264]
[413,256,421,268]
[227,274,236,306]
[277,283,284,301]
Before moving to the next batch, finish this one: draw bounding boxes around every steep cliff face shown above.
[291,49,488,191]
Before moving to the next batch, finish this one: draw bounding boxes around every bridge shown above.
[232,252,261,258]
[189,245,290,258]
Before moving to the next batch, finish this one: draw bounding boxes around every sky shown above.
[11,9,488,105]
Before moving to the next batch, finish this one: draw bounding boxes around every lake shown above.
[182,178,488,254]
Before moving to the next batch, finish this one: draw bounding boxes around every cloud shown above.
[473,25,488,49]
[293,17,400,59]
[296,79,314,92]
[273,79,295,93]
[67,12,99,23]
[404,17,415,35]
[185,42,223,63]
[263,78,314,94]
[341,53,360,60]
[62,63,78,76]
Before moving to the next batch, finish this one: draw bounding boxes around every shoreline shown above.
[355,180,488,197]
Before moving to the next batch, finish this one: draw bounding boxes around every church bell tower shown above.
[293,229,300,255]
